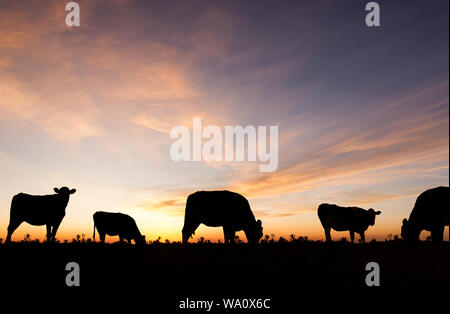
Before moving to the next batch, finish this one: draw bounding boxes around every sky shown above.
[0,0,448,242]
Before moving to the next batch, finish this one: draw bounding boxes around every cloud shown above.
[133,78,448,218]
[0,0,202,141]
[0,1,448,239]
[131,113,176,134]
[233,130,447,199]
[227,79,448,197]
[137,194,187,217]
[0,72,102,142]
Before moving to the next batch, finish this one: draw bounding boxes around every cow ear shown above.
[69,189,76,194]
[54,188,60,193]
[375,211,381,215]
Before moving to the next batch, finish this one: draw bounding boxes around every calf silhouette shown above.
[182,190,263,244]
[318,203,381,243]
[5,187,76,242]
[93,211,146,245]
[401,186,449,243]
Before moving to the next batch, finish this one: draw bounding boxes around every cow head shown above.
[367,208,381,225]
[135,235,146,245]
[401,218,420,242]
[246,219,263,245]
[54,187,77,195]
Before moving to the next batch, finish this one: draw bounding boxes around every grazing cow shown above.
[182,190,263,244]
[93,211,146,245]
[401,186,449,243]
[5,187,76,242]
[318,203,381,243]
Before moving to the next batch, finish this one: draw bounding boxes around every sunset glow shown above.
[0,0,448,243]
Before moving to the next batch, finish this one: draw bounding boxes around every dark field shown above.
[0,241,448,309]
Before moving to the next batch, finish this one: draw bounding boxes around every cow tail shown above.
[93,222,96,242]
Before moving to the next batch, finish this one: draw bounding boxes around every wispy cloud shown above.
[0,0,448,241]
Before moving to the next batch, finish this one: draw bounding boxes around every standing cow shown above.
[318,203,381,243]
[5,186,76,242]
[93,211,146,245]
[182,190,263,244]
[401,186,449,243]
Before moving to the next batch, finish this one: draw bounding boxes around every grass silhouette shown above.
[0,234,448,299]
[0,232,437,247]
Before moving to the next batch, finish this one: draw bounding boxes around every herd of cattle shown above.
[3,186,449,244]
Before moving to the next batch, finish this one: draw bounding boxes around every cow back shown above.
[11,193,69,225]
[318,204,371,232]
[409,186,450,228]
[185,190,256,228]
[93,211,142,238]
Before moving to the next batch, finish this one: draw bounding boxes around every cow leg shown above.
[223,227,235,245]
[349,231,355,243]
[230,231,236,244]
[51,221,62,241]
[223,227,229,244]
[99,233,106,243]
[359,232,365,243]
[46,224,52,242]
[431,225,444,243]
[223,228,228,244]
[6,219,23,243]
[324,227,332,242]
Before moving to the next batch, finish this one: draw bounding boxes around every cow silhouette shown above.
[182,190,263,244]
[318,203,381,243]
[401,186,449,243]
[93,211,146,245]
[5,187,76,242]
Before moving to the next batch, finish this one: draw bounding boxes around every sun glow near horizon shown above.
[0,0,448,243]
